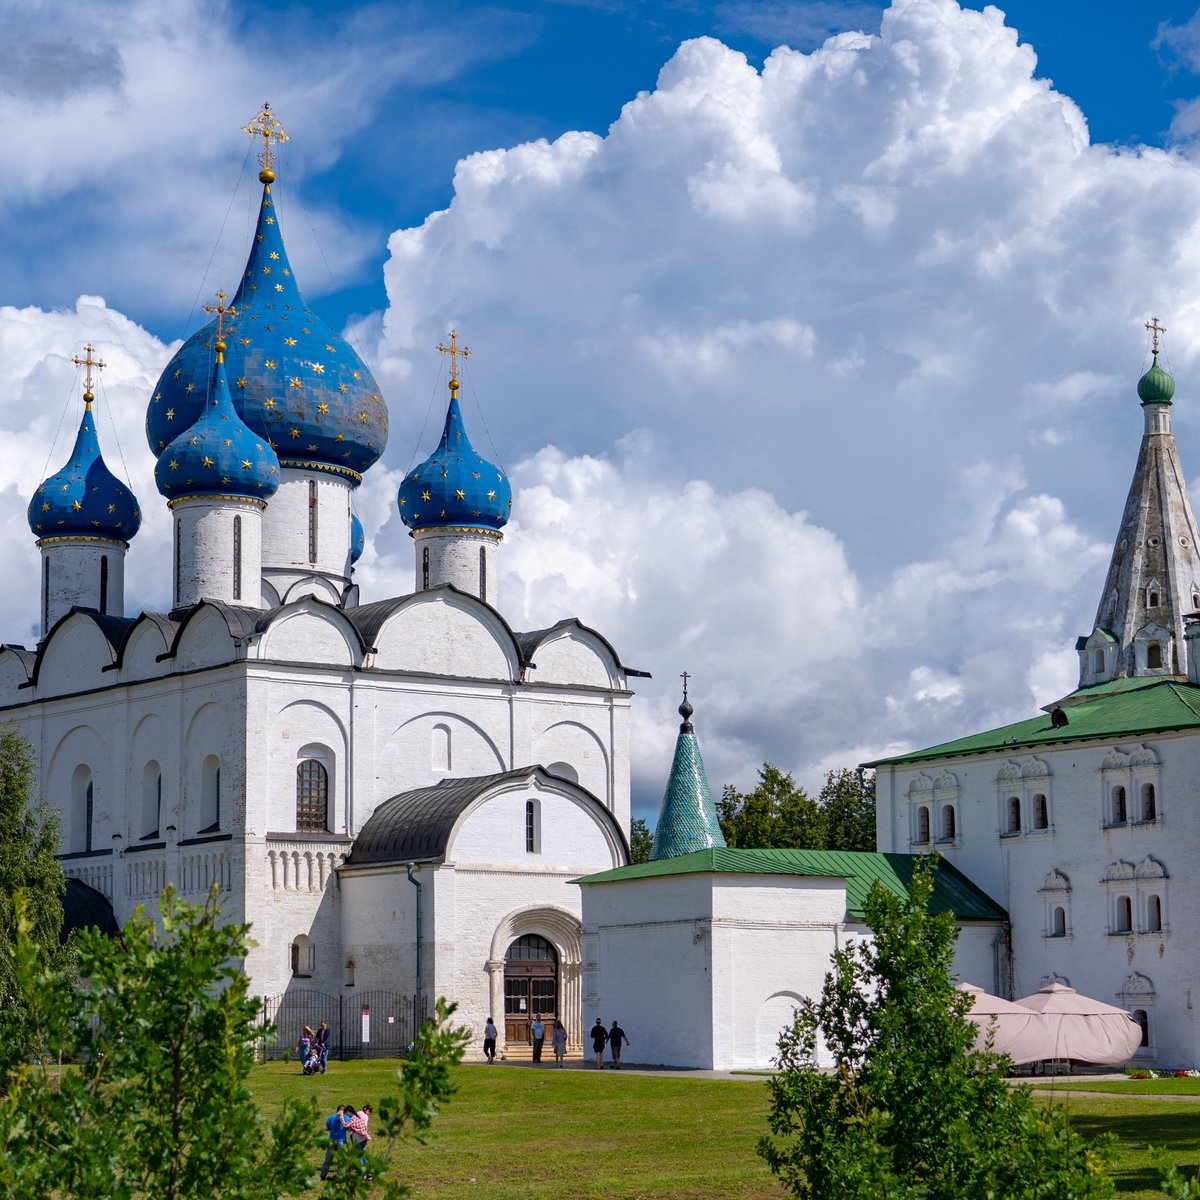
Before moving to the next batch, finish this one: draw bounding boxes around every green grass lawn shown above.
[1048,1079,1200,1098]
[249,1060,1200,1200]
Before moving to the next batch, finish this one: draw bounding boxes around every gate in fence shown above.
[260,989,428,1060]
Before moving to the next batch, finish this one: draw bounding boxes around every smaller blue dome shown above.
[155,347,280,503]
[398,387,511,533]
[350,512,365,565]
[29,399,141,542]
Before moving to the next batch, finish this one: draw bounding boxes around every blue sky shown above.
[8,1,1200,814]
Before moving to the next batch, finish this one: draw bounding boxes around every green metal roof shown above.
[864,677,1200,768]
[574,848,1006,922]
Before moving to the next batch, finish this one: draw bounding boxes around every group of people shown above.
[319,1103,373,1181]
[297,1021,331,1074]
[479,1017,629,1068]
[589,1019,629,1068]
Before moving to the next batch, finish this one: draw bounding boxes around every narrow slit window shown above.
[85,780,94,852]
[422,545,430,590]
[1147,895,1163,933]
[1052,906,1067,937]
[297,760,329,832]
[479,546,486,601]
[1112,785,1127,824]
[1032,793,1048,830]
[42,558,49,630]
[916,805,930,843]
[99,554,109,614]
[1142,782,1157,822]
[233,515,242,600]
[1147,642,1163,669]
[525,799,540,853]
[941,805,956,840]
[1007,795,1021,833]
[1116,895,1133,933]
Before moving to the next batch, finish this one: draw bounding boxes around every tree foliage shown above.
[0,886,468,1200]
[758,860,1114,1200]
[717,764,876,852]
[0,725,68,1062]
[629,817,653,863]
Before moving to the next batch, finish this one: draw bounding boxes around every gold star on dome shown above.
[472,471,480,479]
[202,456,214,467]
[169,460,179,471]
[266,360,277,369]
[290,378,302,389]
[241,338,251,346]
[317,403,329,414]
[399,497,407,507]
[222,476,231,485]
[242,459,252,469]
[265,216,275,225]
[283,269,290,277]
[301,326,310,334]
[338,383,348,394]
[421,490,430,501]
[289,428,300,438]
[185,382,195,393]
[359,411,368,423]
[275,284,284,292]
[188,437,199,446]
[487,490,496,500]
[224,439,233,446]
[353,370,361,380]
[285,336,297,346]
[326,344,335,353]
[312,362,325,374]
[455,489,465,501]
[236,377,247,388]
[257,235,264,243]
[264,398,276,409]
[336,434,344,442]
[154,392,162,403]
[440,468,448,478]
[166,408,175,420]
[270,251,279,260]
[307,443,317,451]
[269,465,277,474]
[173,369,182,379]
[262,266,271,275]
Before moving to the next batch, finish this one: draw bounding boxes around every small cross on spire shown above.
[437,330,471,393]
[243,102,290,174]
[1146,316,1167,356]
[680,670,690,701]
[203,290,237,351]
[72,344,105,405]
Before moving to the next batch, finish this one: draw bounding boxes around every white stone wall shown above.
[39,538,127,633]
[261,470,352,599]
[172,498,264,608]
[877,732,1200,1065]
[412,528,501,607]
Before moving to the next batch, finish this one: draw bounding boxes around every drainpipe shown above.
[406,862,423,999]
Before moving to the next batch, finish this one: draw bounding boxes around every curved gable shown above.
[171,604,245,672]
[526,624,621,688]
[117,615,176,683]
[254,600,362,668]
[372,591,518,680]
[36,613,118,697]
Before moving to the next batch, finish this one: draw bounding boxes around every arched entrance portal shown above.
[503,934,558,1045]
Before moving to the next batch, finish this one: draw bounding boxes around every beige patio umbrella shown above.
[1014,982,1142,1065]
[956,983,1055,1064]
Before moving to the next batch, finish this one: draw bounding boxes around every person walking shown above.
[319,1104,349,1180]
[589,1018,608,1068]
[551,1019,568,1066]
[609,1020,629,1068]
[530,1015,545,1063]
[297,1025,313,1070]
[346,1103,373,1180]
[315,1019,331,1073]
[483,1017,498,1063]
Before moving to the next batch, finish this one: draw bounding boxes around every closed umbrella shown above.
[956,983,1055,1064]
[1014,982,1142,1065]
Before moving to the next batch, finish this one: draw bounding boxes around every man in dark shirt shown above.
[609,1020,629,1068]
[590,1018,608,1068]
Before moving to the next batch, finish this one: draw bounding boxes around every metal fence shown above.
[260,989,429,1060]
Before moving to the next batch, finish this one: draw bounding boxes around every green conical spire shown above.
[650,684,727,860]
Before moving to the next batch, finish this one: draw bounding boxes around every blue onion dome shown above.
[350,511,365,565]
[146,177,388,483]
[154,338,280,503]
[1138,353,1175,405]
[398,382,512,533]
[29,390,141,542]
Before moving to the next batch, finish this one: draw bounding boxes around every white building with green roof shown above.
[869,342,1200,1066]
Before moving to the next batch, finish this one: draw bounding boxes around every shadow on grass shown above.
[1069,1111,1200,1195]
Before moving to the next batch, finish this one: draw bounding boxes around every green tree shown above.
[0,726,68,1064]
[0,887,468,1199]
[759,859,1114,1200]
[629,817,653,863]
[818,767,876,851]
[718,765,824,849]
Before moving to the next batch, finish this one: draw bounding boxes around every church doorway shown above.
[503,933,558,1045]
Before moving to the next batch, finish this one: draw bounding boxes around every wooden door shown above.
[503,934,558,1044]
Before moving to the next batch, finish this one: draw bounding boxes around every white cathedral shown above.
[14,109,1200,1070]
[13,110,642,1056]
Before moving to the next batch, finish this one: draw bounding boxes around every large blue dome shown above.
[350,511,365,565]
[398,388,511,533]
[155,347,281,503]
[146,182,388,483]
[29,401,141,542]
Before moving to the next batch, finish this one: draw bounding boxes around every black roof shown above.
[61,877,119,942]
[345,766,629,867]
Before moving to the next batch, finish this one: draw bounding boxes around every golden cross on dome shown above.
[243,102,290,173]
[72,344,105,406]
[203,290,237,345]
[437,330,470,392]
[680,670,690,701]
[1146,316,1167,356]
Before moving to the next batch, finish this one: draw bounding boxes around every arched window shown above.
[1147,586,1160,608]
[1007,795,1021,834]
[1092,648,1105,674]
[1147,894,1163,933]
[916,805,930,843]
[291,934,313,978]
[1032,793,1049,830]
[1141,783,1157,822]
[1147,642,1163,669]
[142,762,162,839]
[1052,906,1067,937]
[525,799,540,854]
[1133,1008,1150,1048]
[72,765,94,853]
[85,780,94,852]
[1112,785,1127,825]
[297,760,329,832]
[546,761,579,785]
[431,724,451,772]
[941,805,956,841]
[200,755,221,833]
[1116,895,1133,934]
